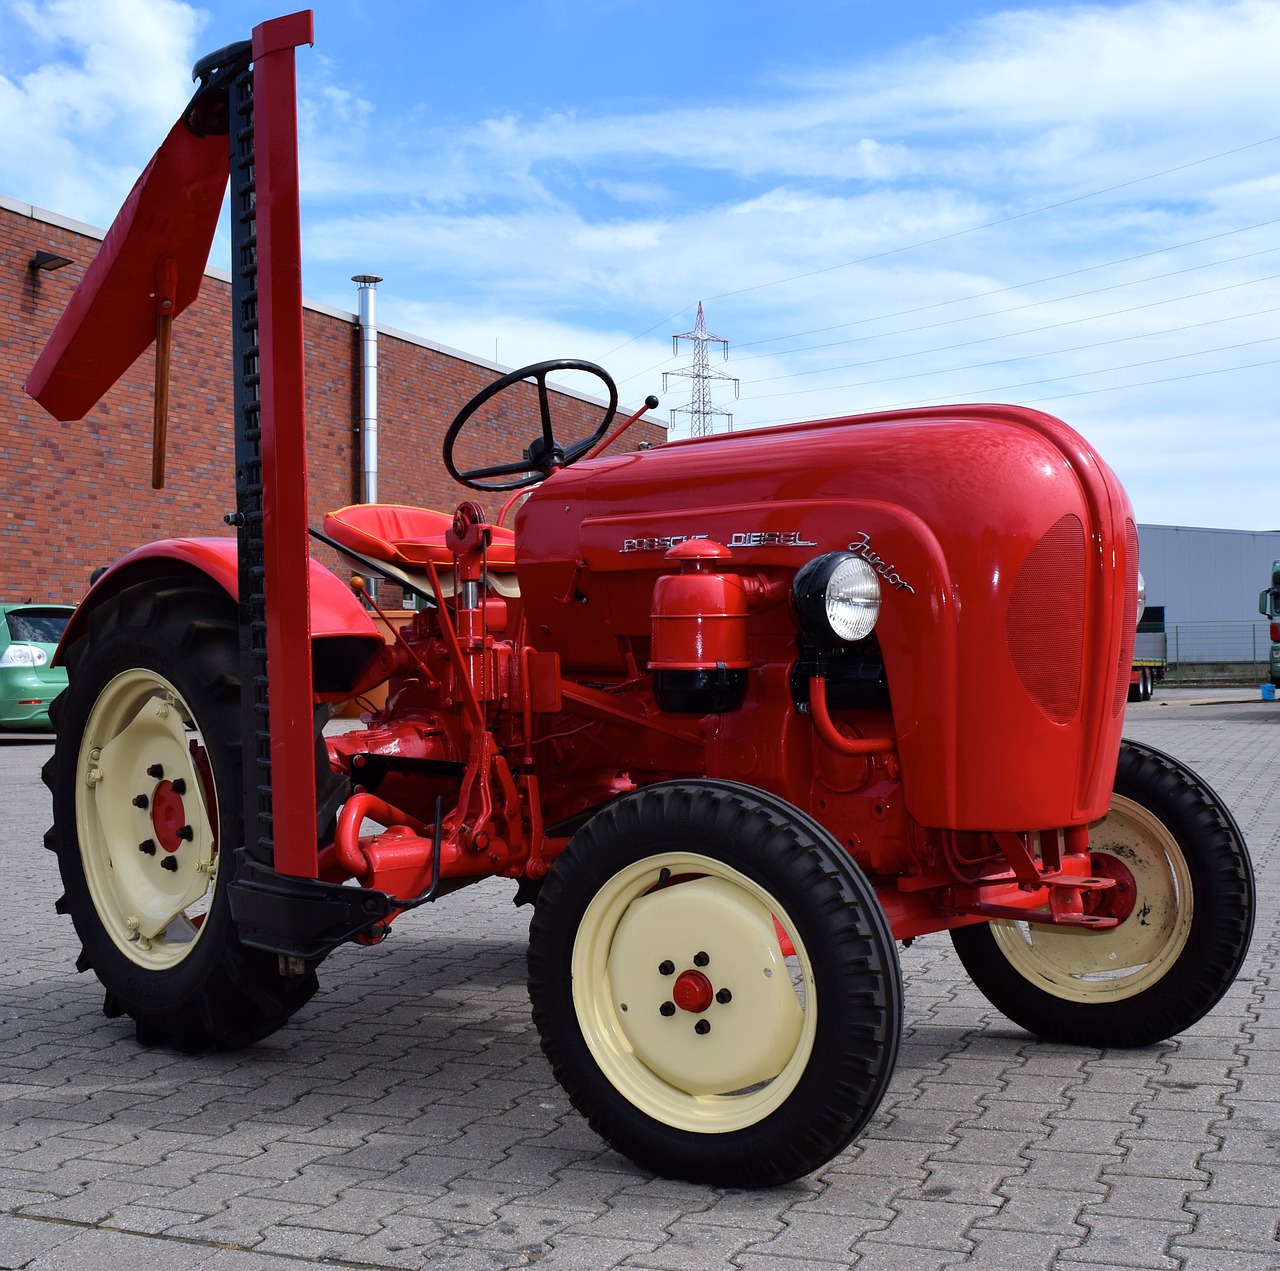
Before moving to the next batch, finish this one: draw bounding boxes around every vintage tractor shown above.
[26,13,1255,1188]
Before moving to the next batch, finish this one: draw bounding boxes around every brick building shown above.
[2,194,664,605]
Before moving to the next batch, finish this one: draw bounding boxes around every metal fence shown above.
[1162,621,1273,684]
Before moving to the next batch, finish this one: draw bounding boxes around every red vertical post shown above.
[251,10,317,877]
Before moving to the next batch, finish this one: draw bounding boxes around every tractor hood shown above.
[515,404,1138,832]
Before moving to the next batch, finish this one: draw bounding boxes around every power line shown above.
[741,305,1280,398]
[731,218,1280,357]
[603,134,1280,361]
[882,334,1279,405]
[741,245,1280,378]
[743,356,1280,428]
[928,355,1280,411]
[1023,357,1280,406]
[702,136,1280,303]
[742,271,1280,398]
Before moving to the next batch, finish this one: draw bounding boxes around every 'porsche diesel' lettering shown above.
[621,534,710,553]
[620,530,819,553]
[728,531,818,548]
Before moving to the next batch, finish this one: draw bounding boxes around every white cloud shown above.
[3,0,1277,525]
[0,0,203,220]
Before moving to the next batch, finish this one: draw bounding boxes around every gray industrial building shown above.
[1137,524,1280,668]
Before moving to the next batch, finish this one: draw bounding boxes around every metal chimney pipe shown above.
[352,275,382,505]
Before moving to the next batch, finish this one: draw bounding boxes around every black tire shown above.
[1127,667,1153,703]
[951,739,1254,1047]
[42,579,324,1050]
[527,779,902,1186]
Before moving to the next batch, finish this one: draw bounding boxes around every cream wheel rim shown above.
[571,853,816,1134]
[988,794,1193,1002]
[75,668,219,970]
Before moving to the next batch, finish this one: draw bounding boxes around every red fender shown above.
[63,537,386,698]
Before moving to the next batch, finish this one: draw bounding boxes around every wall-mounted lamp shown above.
[30,251,74,272]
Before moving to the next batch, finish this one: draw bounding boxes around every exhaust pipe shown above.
[353,274,382,505]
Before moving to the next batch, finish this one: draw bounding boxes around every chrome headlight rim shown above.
[793,552,882,645]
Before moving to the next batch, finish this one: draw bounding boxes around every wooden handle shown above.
[151,310,173,489]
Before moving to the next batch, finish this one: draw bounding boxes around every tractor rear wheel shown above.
[527,780,902,1186]
[951,740,1254,1047]
[43,579,322,1050]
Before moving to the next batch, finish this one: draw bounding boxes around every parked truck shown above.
[1258,559,1280,686]
[1128,572,1166,701]
[24,12,1254,1187]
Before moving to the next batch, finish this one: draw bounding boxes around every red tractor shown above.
[27,14,1254,1188]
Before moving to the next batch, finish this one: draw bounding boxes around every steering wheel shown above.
[443,359,618,492]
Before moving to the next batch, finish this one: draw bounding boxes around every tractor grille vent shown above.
[1111,518,1140,718]
[1006,514,1086,724]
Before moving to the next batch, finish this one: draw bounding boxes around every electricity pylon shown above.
[663,302,739,438]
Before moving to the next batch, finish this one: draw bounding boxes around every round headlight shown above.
[793,552,881,644]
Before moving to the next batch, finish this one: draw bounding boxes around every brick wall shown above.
[1,197,665,605]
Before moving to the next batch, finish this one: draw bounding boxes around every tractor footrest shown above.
[1040,872,1114,890]
[228,851,394,960]
[959,901,1119,928]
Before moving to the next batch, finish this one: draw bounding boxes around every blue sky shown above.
[2,0,1278,528]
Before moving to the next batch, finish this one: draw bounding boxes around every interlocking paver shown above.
[1173,1252,1280,1271]
[524,1230,663,1268]
[741,1209,874,1260]
[976,1183,1089,1236]
[945,1227,1081,1270]
[1084,1171,1202,1218]
[863,1195,1000,1251]
[1060,1212,1191,1268]
[0,1211,79,1266]
[1105,1135,1217,1180]
[11,1225,221,1269]
[906,1158,1025,1205]
[2,694,1277,1269]
[621,1217,761,1269]
[732,1254,850,1271]
[1176,1198,1280,1255]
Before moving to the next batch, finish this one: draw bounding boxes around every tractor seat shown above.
[322,504,518,572]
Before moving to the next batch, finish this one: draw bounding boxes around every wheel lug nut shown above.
[659,1001,676,1017]
[160,857,179,872]
[171,778,186,795]
[658,960,675,976]
[694,951,710,967]
[138,839,156,855]
[694,1019,711,1035]
[716,988,732,1005]
[147,764,164,779]
[177,825,194,842]
[132,794,149,809]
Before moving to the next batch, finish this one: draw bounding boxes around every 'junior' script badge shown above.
[849,531,915,593]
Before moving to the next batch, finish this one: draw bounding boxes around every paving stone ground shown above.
[1,690,1276,1270]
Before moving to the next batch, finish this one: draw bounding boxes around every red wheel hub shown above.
[151,780,187,853]
[671,969,713,1014]
[1086,853,1138,922]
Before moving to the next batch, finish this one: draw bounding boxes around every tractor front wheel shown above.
[43,580,320,1050]
[951,740,1254,1047]
[528,780,902,1186]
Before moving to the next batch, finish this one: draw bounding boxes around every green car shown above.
[0,603,75,730]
